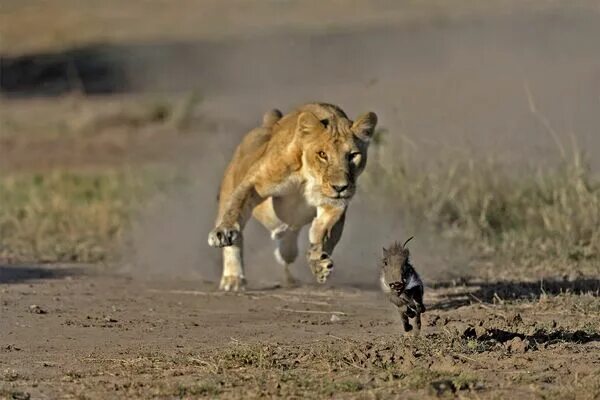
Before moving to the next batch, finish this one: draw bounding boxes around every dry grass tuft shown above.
[0,167,178,263]
[364,129,600,278]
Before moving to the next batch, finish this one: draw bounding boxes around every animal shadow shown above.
[462,325,600,346]
[429,277,600,311]
[0,264,83,284]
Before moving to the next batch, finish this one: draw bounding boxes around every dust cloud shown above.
[124,114,471,288]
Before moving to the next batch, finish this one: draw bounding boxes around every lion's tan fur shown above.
[209,102,377,290]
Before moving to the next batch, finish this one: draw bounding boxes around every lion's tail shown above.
[262,109,283,128]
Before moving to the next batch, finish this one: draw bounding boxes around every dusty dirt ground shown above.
[1,265,599,399]
[1,1,600,399]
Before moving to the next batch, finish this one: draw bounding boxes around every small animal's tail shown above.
[262,109,283,128]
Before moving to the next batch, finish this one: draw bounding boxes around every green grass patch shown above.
[0,167,179,263]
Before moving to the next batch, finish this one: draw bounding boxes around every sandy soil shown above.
[1,265,599,399]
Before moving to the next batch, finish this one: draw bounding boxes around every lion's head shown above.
[294,103,378,206]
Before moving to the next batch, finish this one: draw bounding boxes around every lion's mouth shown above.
[314,184,354,200]
[324,189,354,200]
[327,193,352,200]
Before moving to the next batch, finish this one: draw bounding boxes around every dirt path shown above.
[1,265,598,399]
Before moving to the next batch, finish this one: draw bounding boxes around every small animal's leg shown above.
[307,206,345,283]
[413,286,426,314]
[219,235,246,292]
[399,309,413,332]
[273,228,300,287]
[415,311,422,331]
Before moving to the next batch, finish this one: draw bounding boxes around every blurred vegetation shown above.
[1,111,598,279]
[364,129,600,278]
[0,168,179,263]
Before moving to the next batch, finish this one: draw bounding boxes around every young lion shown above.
[208,103,378,291]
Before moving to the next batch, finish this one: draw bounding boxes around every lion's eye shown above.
[317,151,328,160]
[350,152,361,163]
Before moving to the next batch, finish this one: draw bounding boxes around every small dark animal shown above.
[380,237,426,332]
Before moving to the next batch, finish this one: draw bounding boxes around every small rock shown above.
[28,305,47,314]
[566,271,583,282]
[10,391,31,400]
[330,314,341,323]
[103,316,118,323]
[429,380,456,396]
[429,315,440,326]
[505,337,529,353]
[508,312,523,325]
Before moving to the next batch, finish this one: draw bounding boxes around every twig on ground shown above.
[276,307,347,316]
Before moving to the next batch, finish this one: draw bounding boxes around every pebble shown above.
[505,337,529,353]
[28,305,47,314]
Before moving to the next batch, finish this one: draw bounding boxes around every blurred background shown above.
[1,0,599,286]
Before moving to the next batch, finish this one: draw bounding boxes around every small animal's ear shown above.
[352,112,378,142]
[297,112,324,134]
[382,247,388,258]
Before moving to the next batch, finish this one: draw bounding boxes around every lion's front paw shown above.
[309,252,334,284]
[219,275,246,292]
[208,224,240,247]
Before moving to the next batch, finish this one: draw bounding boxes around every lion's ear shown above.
[297,112,323,134]
[352,112,378,142]
[262,109,283,128]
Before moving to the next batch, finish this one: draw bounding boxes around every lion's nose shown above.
[331,184,349,193]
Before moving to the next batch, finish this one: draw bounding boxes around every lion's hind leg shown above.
[274,229,300,287]
[253,199,300,287]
